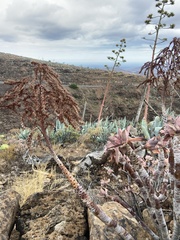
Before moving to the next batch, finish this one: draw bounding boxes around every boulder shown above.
[88,201,153,240]
[16,183,88,240]
[0,189,20,240]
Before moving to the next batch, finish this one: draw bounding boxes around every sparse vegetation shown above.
[0,57,179,239]
[0,145,16,162]
[11,164,56,205]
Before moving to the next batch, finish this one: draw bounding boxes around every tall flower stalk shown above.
[138,0,175,122]
[98,39,126,122]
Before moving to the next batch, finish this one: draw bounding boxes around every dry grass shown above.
[11,164,56,206]
[0,145,17,162]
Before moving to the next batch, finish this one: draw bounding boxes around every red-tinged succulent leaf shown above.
[106,126,131,150]
[114,147,121,164]
[107,147,121,164]
[174,116,180,133]
[121,125,130,143]
[160,116,180,140]
[106,126,143,151]
[144,136,161,153]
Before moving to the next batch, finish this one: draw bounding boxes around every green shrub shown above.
[18,128,30,140]
[69,83,78,89]
[54,126,80,144]
[80,117,134,146]
[47,121,80,144]
[141,116,163,139]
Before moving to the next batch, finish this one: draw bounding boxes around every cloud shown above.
[0,0,179,67]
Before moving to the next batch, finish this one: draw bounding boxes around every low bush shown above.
[69,83,78,89]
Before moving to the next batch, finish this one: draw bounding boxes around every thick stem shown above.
[172,136,180,240]
[124,144,170,239]
[107,193,160,240]
[138,167,170,240]
[116,160,160,240]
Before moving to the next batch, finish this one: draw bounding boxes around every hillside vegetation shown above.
[0,52,179,133]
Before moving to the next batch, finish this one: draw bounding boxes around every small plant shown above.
[69,83,78,89]
[141,115,163,139]
[18,128,30,140]
[0,143,9,150]
[46,121,80,145]
[54,125,80,144]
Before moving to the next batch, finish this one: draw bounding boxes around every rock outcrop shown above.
[0,189,20,240]
[88,201,152,240]
[16,184,88,240]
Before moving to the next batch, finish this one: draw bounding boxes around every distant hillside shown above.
[0,52,179,133]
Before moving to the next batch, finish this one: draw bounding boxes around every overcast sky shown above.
[0,0,179,69]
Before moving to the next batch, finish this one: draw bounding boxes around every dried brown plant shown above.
[139,37,180,115]
[0,61,81,129]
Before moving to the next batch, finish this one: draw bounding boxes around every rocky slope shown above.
[0,52,177,239]
[1,52,179,134]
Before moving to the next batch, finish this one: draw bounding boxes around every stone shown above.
[0,189,21,240]
[16,183,88,240]
[88,201,153,240]
[73,150,109,174]
[142,208,158,235]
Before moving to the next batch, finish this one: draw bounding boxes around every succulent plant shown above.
[141,116,163,140]
[18,128,30,140]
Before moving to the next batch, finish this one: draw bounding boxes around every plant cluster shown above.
[48,121,80,145]
[40,117,133,147]
[141,115,163,139]
[103,116,180,239]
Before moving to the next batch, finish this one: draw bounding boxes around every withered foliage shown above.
[139,37,180,95]
[0,62,82,130]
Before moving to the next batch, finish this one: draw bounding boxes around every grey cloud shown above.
[6,0,64,23]
[0,34,17,42]
[0,0,179,65]
[36,24,80,41]
[4,0,75,41]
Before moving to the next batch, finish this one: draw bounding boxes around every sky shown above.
[0,0,180,71]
